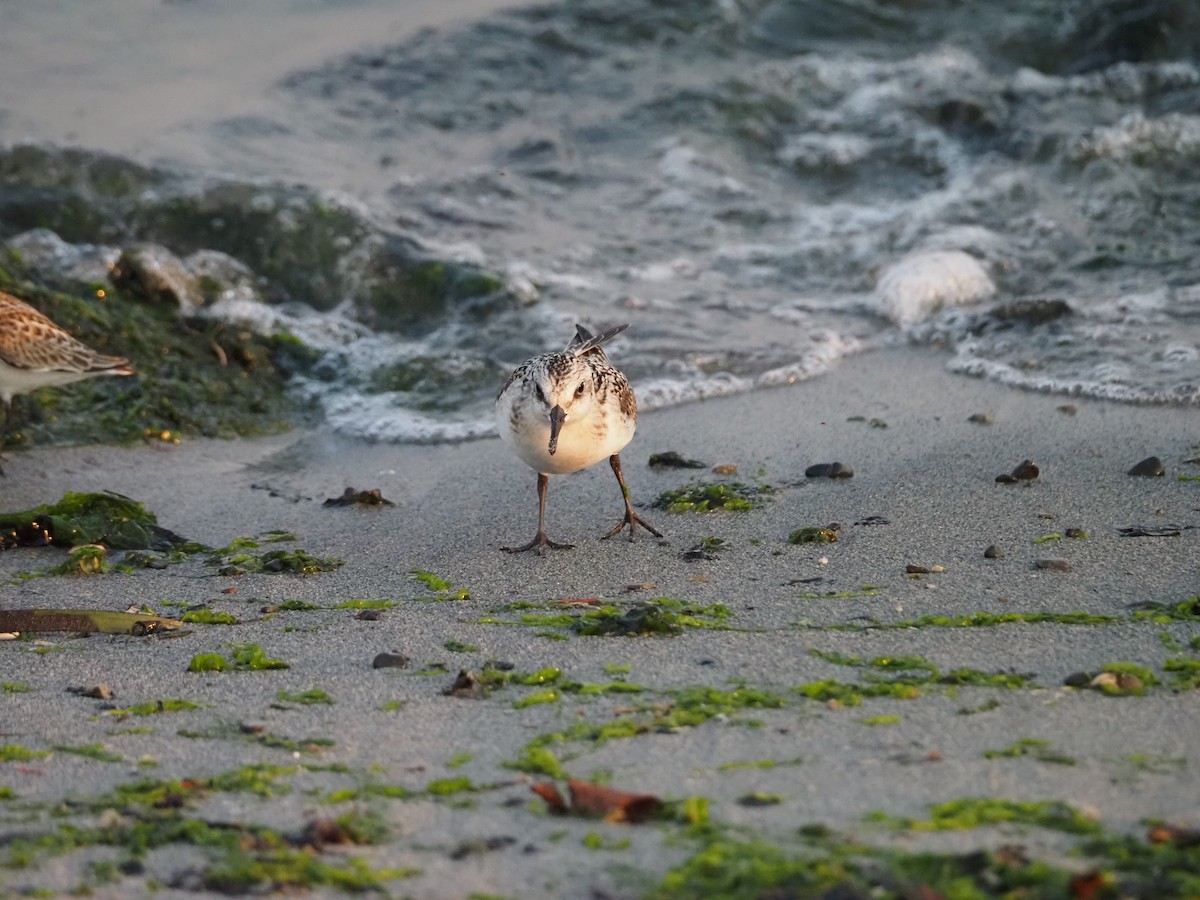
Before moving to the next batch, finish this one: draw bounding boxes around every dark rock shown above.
[355,609,382,621]
[806,462,853,479]
[1058,404,1078,416]
[1011,459,1040,481]
[968,412,994,424]
[906,564,930,574]
[372,651,410,669]
[323,487,396,507]
[1034,558,1072,572]
[1064,671,1093,688]
[1065,527,1087,539]
[983,544,1004,559]
[1127,456,1165,477]
[445,668,486,699]
[989,298,1072,326]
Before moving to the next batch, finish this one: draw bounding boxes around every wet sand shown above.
[2,347,1198,897]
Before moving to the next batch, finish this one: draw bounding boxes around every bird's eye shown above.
[535,385,546,404]
[575,381,587,396]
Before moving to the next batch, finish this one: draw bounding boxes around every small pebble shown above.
[1127,456,1165,477]
[1063,672,1091,688]
[930,564,944,573]
[372,652,410,670]
[1011,459,1040,481]
[70,684,114,700]
[967,412,994,425]
[1064,527,1087,539]
[1034,558,1072,572]
[983,544,1004,559]
[711,463,738,475]
[355,609,382,621]
[906,564,930,574]
[1057,404,1077,416]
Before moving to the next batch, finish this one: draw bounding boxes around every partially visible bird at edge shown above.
[495,323,662,554]
[0,290,135,475]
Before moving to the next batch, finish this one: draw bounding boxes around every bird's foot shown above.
[602,507,663,542]
[503,531,575,554]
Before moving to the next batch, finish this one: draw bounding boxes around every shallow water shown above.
[2,0,1199,441]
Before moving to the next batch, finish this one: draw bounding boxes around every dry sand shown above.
[1,346,1198,897]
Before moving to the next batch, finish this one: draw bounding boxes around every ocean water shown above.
[2,0,1199,441]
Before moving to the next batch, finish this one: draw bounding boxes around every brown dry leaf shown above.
[567,779,662,824]
[1068,870,1107,900]
[1147,823,1200,848]
[531,782,567,815]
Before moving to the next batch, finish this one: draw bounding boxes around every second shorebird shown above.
[0,290,135,474]
[495,323,662,554]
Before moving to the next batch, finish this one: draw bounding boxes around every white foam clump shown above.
[319,389,495,443]
[756,329,863,387]
[636,371,755,412]
[874,250,995,327]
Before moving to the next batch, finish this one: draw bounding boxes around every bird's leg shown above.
[602,453,663,541]
[503,472,575,554]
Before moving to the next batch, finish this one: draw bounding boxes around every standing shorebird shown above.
[495,323,662,553]
[0,290,135,474]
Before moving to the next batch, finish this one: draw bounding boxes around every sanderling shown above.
[0,290,134,473]
[495,323,663,553]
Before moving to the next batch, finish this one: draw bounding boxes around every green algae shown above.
[481,597,734,636]
[186,643,289,673]
[796,679,921,706]
[2,682,32,693]
[1131,596,1200,623]
[409,568,471,600]
[1163,656,1200,689]
[107,698,201,716]
[654,481,775,512]
[513,689,561,709]
[984,738,1076,765]
[181,608,239,625]
[581,831,630,851]
[873,797,1102,835]
[572,598,733,636]
[277,599,319,611]
[800,652,1027,706]
[0,492,187,551]
[213,547,343,576]
[332,598,394,609]
[47,544,111,575]
[52,743,124,763]
[860,714,900,726]
[0,744,50,763]
[788,526,840,544]
[648,828,1082,900]
[829,610,1118,630]
[276,688,333,705]
[444,639,478,653]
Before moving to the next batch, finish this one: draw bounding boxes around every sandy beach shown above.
[2,346,1198,897]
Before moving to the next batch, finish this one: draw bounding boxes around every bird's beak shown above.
[547,404,567,455]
